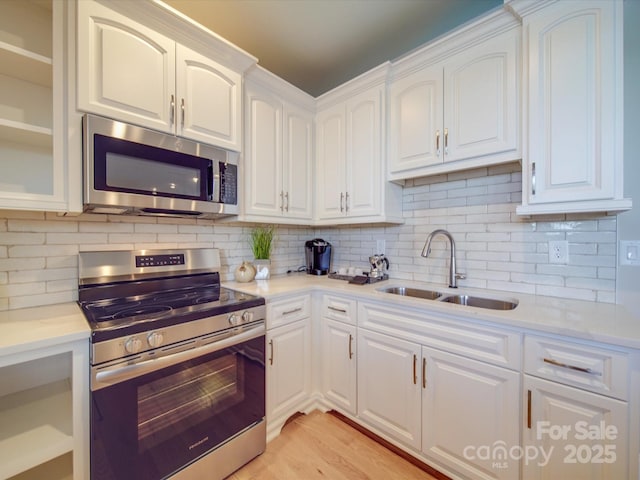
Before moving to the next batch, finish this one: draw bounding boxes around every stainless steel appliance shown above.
[305,238,332,275]
[83,114,238,219]
[368,254,390,280]
[78,248,265,480]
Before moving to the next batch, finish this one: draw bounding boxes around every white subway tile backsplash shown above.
[0,162,623,311]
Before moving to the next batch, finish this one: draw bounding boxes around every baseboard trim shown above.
[329,410,452,480]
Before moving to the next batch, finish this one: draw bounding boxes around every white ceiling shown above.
[163,0,502,97]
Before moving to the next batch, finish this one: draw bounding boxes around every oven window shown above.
[90,336,265,480]
[137,353,243,452]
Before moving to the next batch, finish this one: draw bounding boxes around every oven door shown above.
[90,326,265,480]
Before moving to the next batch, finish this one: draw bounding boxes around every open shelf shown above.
[0,380,73,479]
[8,453,72,480]
[0,42,52,88]
[0,119,52,148]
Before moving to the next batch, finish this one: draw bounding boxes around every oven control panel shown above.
[136,254,185,268]
[91,305,266,365]
[228,311,254,326]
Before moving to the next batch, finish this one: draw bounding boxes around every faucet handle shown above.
[455,272,466,280]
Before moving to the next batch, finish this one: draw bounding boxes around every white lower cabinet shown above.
[357,328,422,448]
[422,346,520,480]
[522,334,631,480]
[523,376,628,480]
[265,294,312,440]
[321,295,358,416]
[357,328,520,479]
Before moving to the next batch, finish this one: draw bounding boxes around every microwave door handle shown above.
[207,162,215,200]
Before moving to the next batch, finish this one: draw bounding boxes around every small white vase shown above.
[254,259,271,280]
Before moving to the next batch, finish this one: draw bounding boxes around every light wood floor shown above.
[228,411,439,480]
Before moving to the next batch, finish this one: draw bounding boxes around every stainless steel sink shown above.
[379,286,442,300]
[439,294,518,310]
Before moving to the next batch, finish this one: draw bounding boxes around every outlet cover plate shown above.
[376,239,386,255]
[549,240,569,264]
[620,240,640,266]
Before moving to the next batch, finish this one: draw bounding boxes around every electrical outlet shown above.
[548,240,569,264]
[376,239,386,255]
[620,240,640,266]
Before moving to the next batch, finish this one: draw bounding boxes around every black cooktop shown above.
[79,274,264,342]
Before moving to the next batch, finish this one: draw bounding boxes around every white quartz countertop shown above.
[0,303,90,358]
[224,274,640,350]
[1,274,638,358]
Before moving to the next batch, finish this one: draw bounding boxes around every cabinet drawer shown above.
[266,294,311,329]
[524,335,629,400]
[358,302,521,370]
[322,295,357,324]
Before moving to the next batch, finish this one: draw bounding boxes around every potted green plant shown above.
[250,225,275,279]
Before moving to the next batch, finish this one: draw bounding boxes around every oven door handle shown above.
[93,324,264,390]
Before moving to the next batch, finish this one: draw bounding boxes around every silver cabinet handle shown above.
[283,307,302,316]
[436,130,440,157]
[543,357,601,376]
[444,128,449,155]
[531,162,536,196]
[413,354,417,385]
[181,98,185,128]
[345,192,350,213]
[269,339,274,365]
[280,191,284,212]
[340,192,344,213]
[348,334,353,359]
[170,94,175,125]
[284,192,289,212]
[328,305,347,313]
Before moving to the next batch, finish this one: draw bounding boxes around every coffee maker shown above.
[305,239,332,275]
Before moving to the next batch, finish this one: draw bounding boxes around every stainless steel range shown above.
[78,248,266,480]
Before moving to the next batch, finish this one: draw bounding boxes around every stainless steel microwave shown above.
[83,114,238,219]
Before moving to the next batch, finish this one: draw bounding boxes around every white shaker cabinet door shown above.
[283,104,313,219]
[517,0,630,214]
[77,0,175,132]
[266,319,311,424]
[443,28,519,164]
[176,44,242,150]
[315,104,347,220]
[523,375,628,480]
[388,66,443,174]
[422,346,520,480]
[346,86,382,218]
[244,84,283,217]
[357,328,421,450]
[322,318,357,415]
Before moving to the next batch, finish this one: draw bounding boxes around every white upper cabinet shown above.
[243,67,314,223]
[77,1,175,133]
[315,63,403,225]
[0,0,80,213]
[443,32,519,163]
[176,45,241,149]
[514,0,631,215]
[77,0,250,151]
[388,12,521,182]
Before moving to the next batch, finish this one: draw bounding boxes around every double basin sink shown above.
[379,286,518,311]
